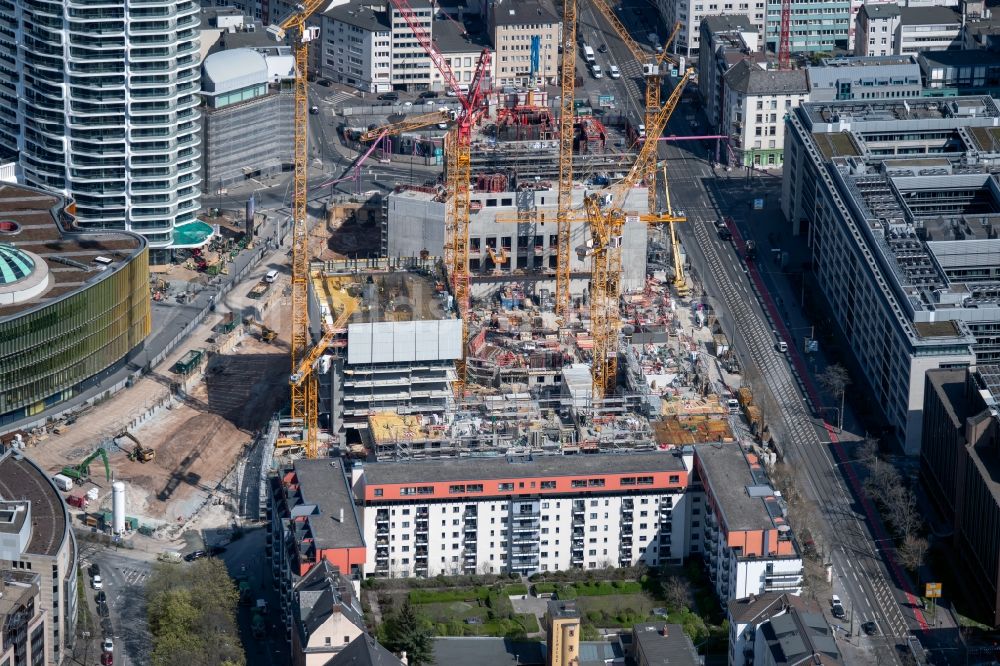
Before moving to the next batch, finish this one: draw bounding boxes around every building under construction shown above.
[305,259,462,448]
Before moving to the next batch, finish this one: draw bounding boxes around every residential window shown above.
[621,477,636,486]
[571,479,588,488]
[449,485,466,494]
[498,483,514,491]
[637,476,654,485]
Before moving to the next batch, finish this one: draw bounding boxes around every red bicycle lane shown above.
[723,216,929,631]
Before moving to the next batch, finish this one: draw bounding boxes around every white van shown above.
[264,270,279,283]
[583,45,596,65]
[52,474,73,492]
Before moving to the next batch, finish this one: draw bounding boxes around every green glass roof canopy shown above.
[0,244,34,285]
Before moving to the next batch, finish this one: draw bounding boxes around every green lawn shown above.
[574,593,657,627]
[412,590,540,639]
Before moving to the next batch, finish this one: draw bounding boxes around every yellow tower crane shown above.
[555,0,578,318]
[584,69,693,400]
[359,109,456,142]
[267,1,329,457]
[587,4,681,214]
[389,0,492,398]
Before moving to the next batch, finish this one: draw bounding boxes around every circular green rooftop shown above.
[0,244,34,285]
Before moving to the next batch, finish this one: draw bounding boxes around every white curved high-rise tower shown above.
[0,0,202,259]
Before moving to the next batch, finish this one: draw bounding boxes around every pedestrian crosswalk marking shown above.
[324,91,355,105]
[119,567,149,586]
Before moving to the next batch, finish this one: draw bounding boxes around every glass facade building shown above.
[0,186,151,425]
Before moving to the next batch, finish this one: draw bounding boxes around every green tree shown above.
[384,599,435,666]
[146,559,245,666]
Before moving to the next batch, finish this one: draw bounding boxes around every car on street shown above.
[89,563,100,577]
[862,621,878,636]
[419,90,438,99]
[309,106,319,114]
[92,575,103,590]
[716,220,732,240]
[590,64,603,79]
[831,604,845,619]
[96,591,107,604]
[377,92,399,101]
[184,550,206,562]
[102,637,114,654]
[97,603,110,619]
[317,79,332,87]
[101,652,113,666]
[608,65,621,79]
[598,43,608,53]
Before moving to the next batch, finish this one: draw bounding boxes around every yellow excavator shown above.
[117,430,155,463]
[244,317,278,343]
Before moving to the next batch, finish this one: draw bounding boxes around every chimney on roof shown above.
[339,507,344,523]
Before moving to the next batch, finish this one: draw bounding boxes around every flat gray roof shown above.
[0,452,66,557]
[492,0,558,27]
[432,638,545,666]
[632,624,699,665]
[695,444,777,533]
[362,451,686,486]
[323,3,390,32]
[289,459,365,549]
[899,5,961,26]
[700,14,756,35]
[435,16,490,54]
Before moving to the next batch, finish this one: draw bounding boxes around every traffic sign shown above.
[925,582,942,598]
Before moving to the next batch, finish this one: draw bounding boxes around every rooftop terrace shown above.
[0,185,145,320]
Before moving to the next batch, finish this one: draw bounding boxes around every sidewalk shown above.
[1,215,288,437]
[731,181,946,633]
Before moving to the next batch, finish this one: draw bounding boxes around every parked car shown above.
[96,591,107,604]
[184,550,206,562]
[419,90,438,99]
[102,637,114,654]
[89,563,100,577]
[92,575,103,590]
[97,603,110,619]
[101,652,113,666]
[831,604,845,619]
[317,79,332,87]
[377,91,399,101]
[609,65,621,79]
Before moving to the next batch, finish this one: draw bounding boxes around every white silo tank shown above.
[112,481,126,535]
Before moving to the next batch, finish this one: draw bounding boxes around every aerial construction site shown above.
[1,0,776,542]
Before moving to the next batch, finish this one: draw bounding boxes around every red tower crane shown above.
[779,0,791,70]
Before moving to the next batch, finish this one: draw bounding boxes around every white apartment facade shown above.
[319,4,392,92]
[693,446,802,602]
[0,0,202,259]
[272,446,804,605]
[854,3,901,56]
[356,454,694,578]
[721,60,809,168]
[390,0,434,91]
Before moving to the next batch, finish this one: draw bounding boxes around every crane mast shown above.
[589,0,680,214]
[587,69,693,400]
[555,0,578,318]
[390,0,491,398]
[269,0,326,457]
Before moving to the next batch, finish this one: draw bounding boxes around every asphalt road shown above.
[660,104,918,663]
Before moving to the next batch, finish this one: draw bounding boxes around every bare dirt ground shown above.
[27,265,291,528]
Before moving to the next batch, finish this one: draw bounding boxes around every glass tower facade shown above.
[0,244,150,424]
